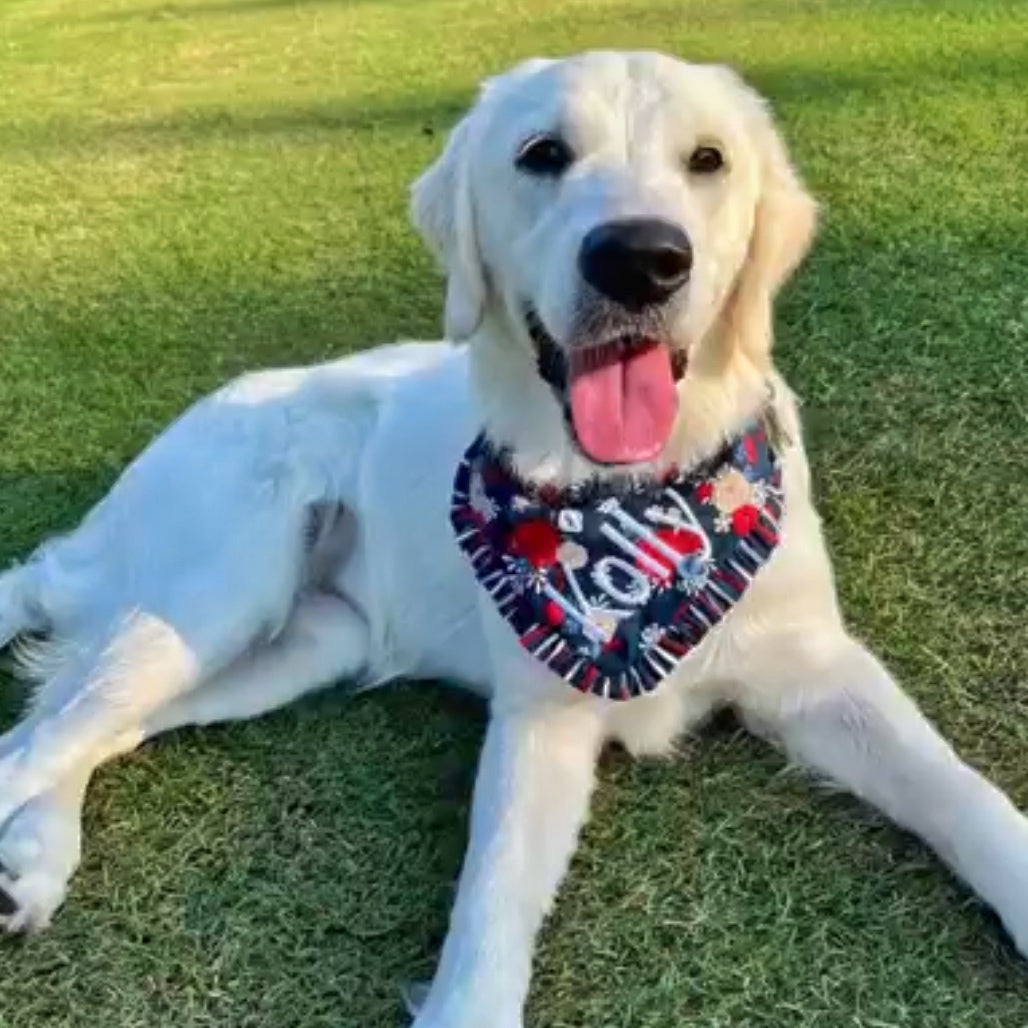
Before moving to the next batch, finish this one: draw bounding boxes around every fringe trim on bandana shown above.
[451,419,783,700]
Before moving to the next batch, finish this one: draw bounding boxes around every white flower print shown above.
[675,554,712,594]
[503,556,546,595]
[641,623,666,649]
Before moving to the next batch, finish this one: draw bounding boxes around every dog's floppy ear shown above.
[411,60,554,341]
[717,70,818,364]
[410,107,486,341]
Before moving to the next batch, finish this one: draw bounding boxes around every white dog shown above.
[1,51,1026,1024]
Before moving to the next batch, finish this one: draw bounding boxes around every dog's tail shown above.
[0,561,42,651]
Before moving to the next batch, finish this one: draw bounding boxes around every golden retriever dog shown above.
[1,51,1026,1025]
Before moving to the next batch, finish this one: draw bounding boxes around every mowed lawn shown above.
[1,0,1026,1024]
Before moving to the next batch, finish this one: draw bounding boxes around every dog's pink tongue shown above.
[568,341,678,464]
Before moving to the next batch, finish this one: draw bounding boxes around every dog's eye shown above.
[687,145,725,174]
[516,134,574,177]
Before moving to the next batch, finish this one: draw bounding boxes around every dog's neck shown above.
[466,315,773,491]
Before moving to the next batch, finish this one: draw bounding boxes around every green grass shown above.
[1,0,1026,1024]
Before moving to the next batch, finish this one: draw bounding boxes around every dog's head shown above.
[412,51,816,473]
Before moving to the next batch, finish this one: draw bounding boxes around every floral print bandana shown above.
[450,419,784,700]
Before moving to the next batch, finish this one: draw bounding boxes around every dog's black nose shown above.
[578,218,692,310]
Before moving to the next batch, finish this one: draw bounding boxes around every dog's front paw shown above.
[408,986,522,1028]
[966,807,1028,960]
[411,1012,522,1028]
[994,882,1028,961]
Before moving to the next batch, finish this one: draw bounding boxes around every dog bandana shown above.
[450,419,783,700]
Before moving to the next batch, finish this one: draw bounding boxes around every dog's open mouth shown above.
[526,307,685,466]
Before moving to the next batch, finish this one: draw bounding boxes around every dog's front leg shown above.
[735,628,1028,956]
[412,694,605,1028]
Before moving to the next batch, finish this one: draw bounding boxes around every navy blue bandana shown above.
[451,420,783,700]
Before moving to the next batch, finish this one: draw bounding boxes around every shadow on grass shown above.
[0,672,486,1024]
[3,33,1024,162]
[76,0,1020,26]
[80,0,409,22]
[0,90,472,159]
[745,45,1028,106]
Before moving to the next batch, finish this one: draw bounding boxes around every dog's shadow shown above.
[1,665,1022,1025]
[0,674,486,1025]
[1,473,1022,1025]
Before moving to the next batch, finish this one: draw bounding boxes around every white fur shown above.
[1,51,1026,1023]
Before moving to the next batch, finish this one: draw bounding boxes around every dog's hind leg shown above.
[0,591,370,932]
[0,610,213,828]
[0,466,323,825]
[146,590,370,729]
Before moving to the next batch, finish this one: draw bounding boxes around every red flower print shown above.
[742,436,757,463]
[543,599,565,625]
[635,528,703,581]
[731,504,760,535]
[696,481,713,503]
[509,519,561,567]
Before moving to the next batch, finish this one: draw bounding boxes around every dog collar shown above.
[450,419,783,700]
